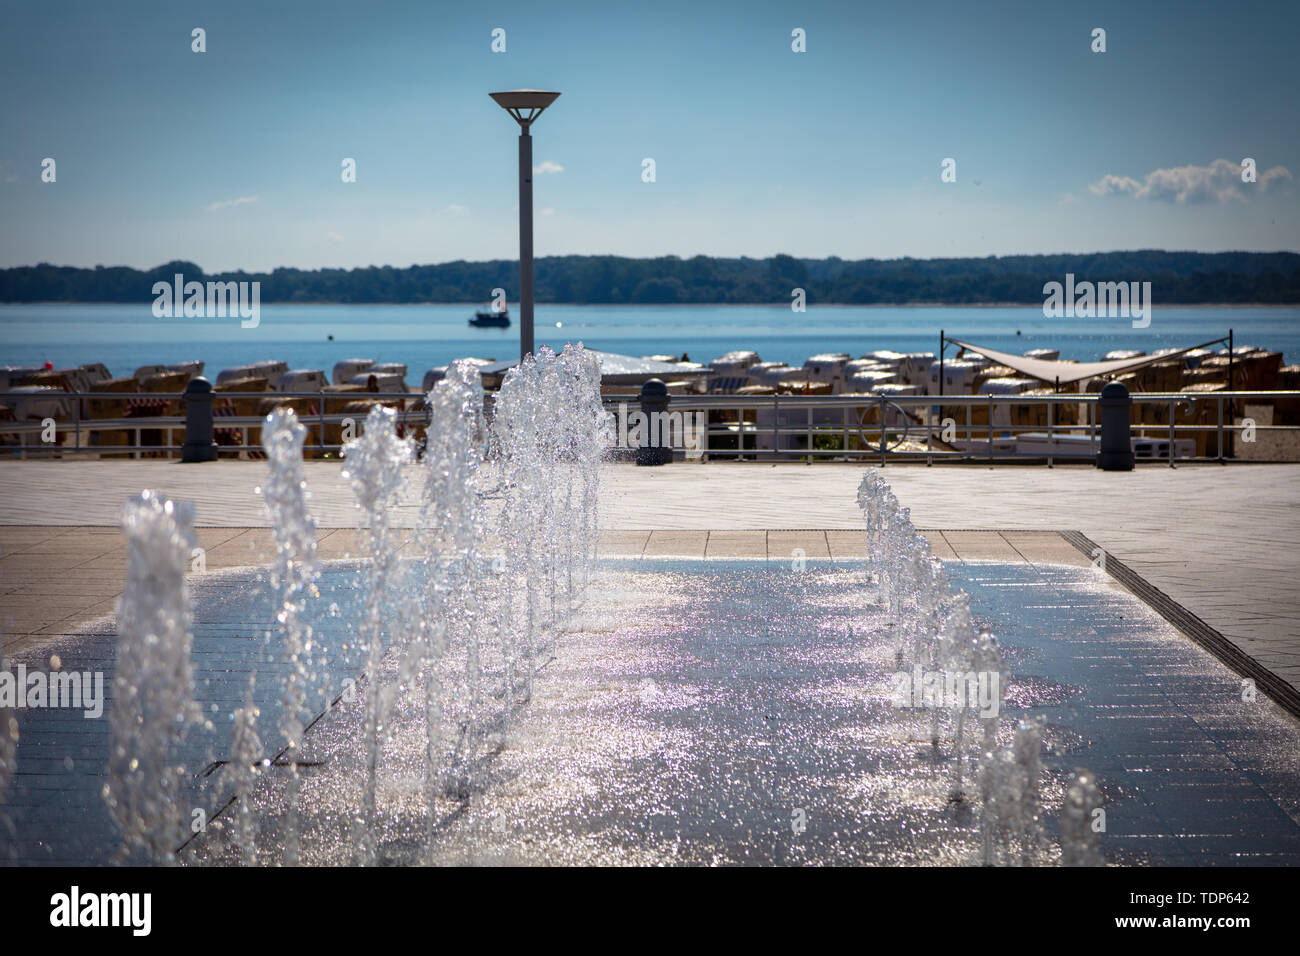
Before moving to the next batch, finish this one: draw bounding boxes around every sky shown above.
[1,0,1297,272]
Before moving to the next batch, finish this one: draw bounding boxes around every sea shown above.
[0,303,1296,380]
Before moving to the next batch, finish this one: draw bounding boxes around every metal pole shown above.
[1226,327,1234,430]
[772,396,779,460]
[1047,399,1054,469]
[987,396,993,461]
[879,394,886,467]
[1168,399,1176,468]
[938,329,944,398]
[1217,395,1224,462]
[925,401,932,466]
[519,127,535,361]
[965,403,972,461]
[806,405,812,463]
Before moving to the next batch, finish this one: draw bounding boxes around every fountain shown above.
[1060,769,1105,866]
[418,359,491,807]
[153,343,608,865]
[340,403,416,865]
[263,407,320,865]
[220,673,264,866]
[104,491,206,865]
[492,345,607,699]
[856,467,1093,866]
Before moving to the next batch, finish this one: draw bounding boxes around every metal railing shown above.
[3,388,1298,465]
[601,390,1300,466]
[0,390,427,459]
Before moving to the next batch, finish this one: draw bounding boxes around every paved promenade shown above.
[1,460,1297,695]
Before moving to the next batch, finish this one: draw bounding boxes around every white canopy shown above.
[946,338,1222,387]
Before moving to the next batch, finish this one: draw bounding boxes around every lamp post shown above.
[490,89,560,361]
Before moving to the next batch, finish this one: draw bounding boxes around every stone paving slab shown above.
[0,459,1296,697]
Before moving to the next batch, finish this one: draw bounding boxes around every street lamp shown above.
[490,89,560,360]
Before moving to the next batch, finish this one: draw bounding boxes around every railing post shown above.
[181,377,218,463]
[1216,395,1224,463]
[1047,398,1054,469]
[987,395,993,461]
[926,402,932,467]
[879,394,886,467]
[965,402,972,461]
[1168,399,1177,468]
[771,395,779,461]
[806,403,813,463]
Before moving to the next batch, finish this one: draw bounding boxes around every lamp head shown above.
[490,89,560,128]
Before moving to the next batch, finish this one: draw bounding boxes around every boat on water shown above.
[469,307,510,328]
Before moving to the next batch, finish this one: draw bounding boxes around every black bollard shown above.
[1096,381,1134,471]
[181,376,219,462]
[636,378,671,466]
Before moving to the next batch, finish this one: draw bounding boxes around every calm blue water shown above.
[0,303,1295,379]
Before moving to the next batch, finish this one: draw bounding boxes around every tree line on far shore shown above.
[2,251,1297,305]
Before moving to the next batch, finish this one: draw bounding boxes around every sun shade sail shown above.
[946,338,1223,387]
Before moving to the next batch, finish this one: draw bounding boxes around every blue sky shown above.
[1,0,1297,271]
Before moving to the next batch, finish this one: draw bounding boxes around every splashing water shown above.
[1060,769,1105,866]
[263,407,321,865]
[1013,716,1045,863]
[857,468,1091,867]
[96,344,603,866]
[419,360,489,808]
[221,673,264,866]
[105,491,204,864]
[342,403,416,865]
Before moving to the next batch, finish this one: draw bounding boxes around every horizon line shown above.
[4,248,1300,275]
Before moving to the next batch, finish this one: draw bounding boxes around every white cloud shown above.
[541,207,555,216]
[326,231,344,243]
[442,203,469,216]
[1089,160,1292,203]
[206,195,259,212]
[533,160,564,175]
